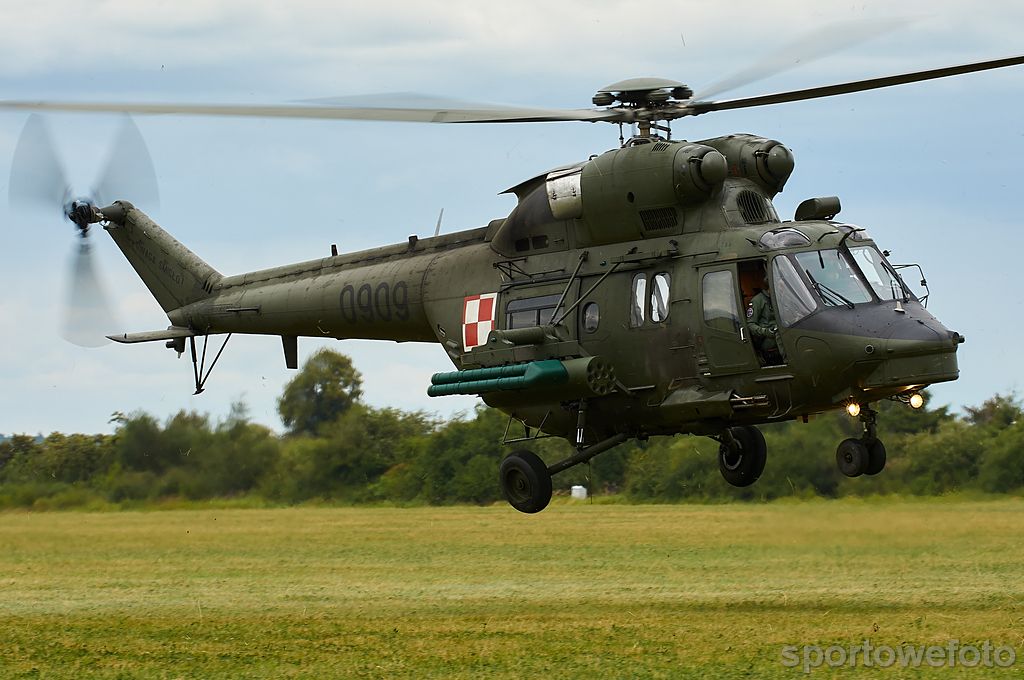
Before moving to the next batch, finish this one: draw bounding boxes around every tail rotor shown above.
[8,114,160,347]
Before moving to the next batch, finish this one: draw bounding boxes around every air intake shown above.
[737,190,772,225]
[639,207,679,231]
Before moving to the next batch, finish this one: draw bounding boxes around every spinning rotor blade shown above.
[691,17,912,101]
[0,52,1022,130]
[8,114,70,212]
[92,116,160,209]
[62,242,118,348]
[690,54,1024,114]
[0,97,614,124]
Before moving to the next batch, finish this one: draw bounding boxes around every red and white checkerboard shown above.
[463,293,498,350]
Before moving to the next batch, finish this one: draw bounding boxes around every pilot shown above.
[747,277,782,366]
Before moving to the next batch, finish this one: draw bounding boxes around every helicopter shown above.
[5,52,1023,513]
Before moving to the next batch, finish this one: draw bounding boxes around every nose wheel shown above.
[835,406,887,477]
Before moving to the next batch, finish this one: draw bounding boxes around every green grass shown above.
[2,498,1023,678]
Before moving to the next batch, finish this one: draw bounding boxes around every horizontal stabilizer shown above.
[107,327,194,344]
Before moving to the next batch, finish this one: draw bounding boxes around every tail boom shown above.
[102,201,221,313]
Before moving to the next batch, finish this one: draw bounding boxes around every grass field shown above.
[2,498,1023,678]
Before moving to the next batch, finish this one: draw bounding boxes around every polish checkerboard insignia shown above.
[463,293,498,350]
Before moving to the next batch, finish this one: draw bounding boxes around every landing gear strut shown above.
[835,406,886,477]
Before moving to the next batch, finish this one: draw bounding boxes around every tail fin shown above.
[101,201,221,313]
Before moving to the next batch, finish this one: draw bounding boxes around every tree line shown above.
[1,349,1021,509]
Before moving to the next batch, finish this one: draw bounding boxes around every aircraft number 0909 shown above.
[339,281,410,323]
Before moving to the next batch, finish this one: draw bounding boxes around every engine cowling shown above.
[673,144,728,204]
[699,134,794,197]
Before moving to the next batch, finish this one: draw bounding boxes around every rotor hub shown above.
[593,77,693,108]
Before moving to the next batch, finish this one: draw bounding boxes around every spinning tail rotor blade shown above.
[92,116,160,209]
[62,242,118,348]
[8,114,156,347]
[8,113,70,212]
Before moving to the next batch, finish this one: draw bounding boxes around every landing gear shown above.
[499,450,552,514]
[498,400,630,514]
[717,425,767,487]
[498,433,628,513]
[836,438,869,477]
[864,438,886,476]
[835,405,887,477]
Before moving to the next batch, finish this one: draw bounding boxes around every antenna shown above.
[433,208,444,237]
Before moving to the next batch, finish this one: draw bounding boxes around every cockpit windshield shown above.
[794,249,872,308]
[848,245,914,301]
[770,243,919,326]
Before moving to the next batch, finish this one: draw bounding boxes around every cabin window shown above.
[582,302,600,333]
[506,294,561,329]
[514,234,550,253]
[651,272,670,322]
[630,274,647,327]
[702,270,740,332]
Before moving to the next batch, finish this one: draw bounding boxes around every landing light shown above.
[846,402,861,418]
[909,393,925,409]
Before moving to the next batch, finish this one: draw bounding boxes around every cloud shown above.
[3,0,1019,92]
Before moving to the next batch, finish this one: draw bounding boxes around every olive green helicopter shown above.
[5,51,1024,513]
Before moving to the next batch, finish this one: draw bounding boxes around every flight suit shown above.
[747,291,781,363]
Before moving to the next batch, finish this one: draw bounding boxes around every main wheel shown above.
[864,438,887,476]
[718,426,767,487]
[836,438,869,477]
[499,450,552,514]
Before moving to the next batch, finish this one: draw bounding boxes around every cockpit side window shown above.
[772,256,817,326]
[702,270,740,332]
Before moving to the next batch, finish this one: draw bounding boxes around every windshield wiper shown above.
[889,278,909,304]
[805,269,856,310]
[882,262,911,302]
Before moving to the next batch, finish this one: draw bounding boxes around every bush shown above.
[978,421,1024,492]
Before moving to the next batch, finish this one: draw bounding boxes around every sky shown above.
[0,0,1022,435]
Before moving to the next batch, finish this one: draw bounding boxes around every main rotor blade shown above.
[92,116,160,210]
[9,113,70,212]
[62,241,118,348]
[0,98,614,124]
[690,54,1024,115]
[691,17,911,101]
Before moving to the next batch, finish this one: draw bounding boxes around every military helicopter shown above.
[5,52,1023,513]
